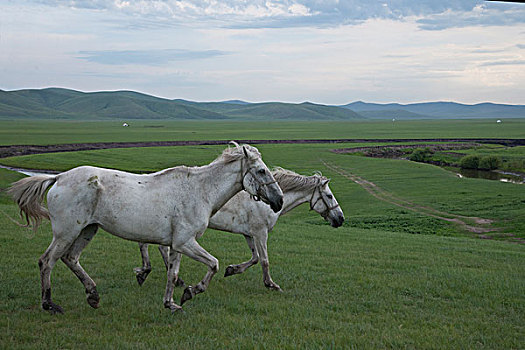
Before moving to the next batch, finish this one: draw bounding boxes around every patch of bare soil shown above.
[1,138,523,159]
[320,160,524,243]
[331,143,481,158]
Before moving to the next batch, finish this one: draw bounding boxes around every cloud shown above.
[417,4,525,30]
[26,0,525,30]
[480,60,525,67]
[76,49,229,65]
[470,48,506,54]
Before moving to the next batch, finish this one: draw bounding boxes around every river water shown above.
[444,166,524,184]
[0,164,59,177]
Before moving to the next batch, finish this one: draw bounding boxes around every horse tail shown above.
[7,175,57,233]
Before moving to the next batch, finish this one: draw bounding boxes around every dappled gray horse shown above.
[8,143,283,313]
[135,167,345,291]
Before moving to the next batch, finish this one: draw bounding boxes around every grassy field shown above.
[1,135,524,348]
[1,118,525,145]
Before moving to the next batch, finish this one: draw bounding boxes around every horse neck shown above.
[200,159,244,214]
[280,185,315,216]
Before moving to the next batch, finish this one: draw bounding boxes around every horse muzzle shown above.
[269,196,284,213]
[257,183,283,213]
[330,214,345,228]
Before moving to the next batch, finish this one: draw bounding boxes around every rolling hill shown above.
[1,88,523,120]
[0,88,227,120]
[0,88,363,121]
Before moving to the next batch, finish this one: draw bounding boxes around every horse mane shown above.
[154,142,261,177]
[271,167,327,192]
[211,141,261,164]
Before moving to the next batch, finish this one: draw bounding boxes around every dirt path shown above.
[320,160,512,239]
[1,138,523,158]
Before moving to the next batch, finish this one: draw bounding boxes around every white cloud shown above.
[77,49,229,65]
[24,0,525,29]
[2,1,525,104]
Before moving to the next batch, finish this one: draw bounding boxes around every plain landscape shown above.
[3,0,525,348]
[0,114,524,349]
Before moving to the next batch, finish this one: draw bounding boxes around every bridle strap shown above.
[309,185,340,214]
[245,168,277,186]
[241,162,277,201]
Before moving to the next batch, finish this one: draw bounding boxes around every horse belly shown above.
[98,214,172,245]
[94,189,173,245]
[209,203,252,234]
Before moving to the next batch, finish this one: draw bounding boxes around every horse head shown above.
[310,179,345,228]
[238,143,283,213]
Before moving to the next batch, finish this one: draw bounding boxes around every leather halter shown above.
[309,185,340,216]
[241,163,277,202]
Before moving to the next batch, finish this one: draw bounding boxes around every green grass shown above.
[1,210,523,349]
[1,119,524,145]
[1,136,524,348]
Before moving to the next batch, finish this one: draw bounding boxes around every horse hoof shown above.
[175,277,185,288]
[180,286,194,305]
[167,303,183,313]
[265,283,283,292]
[136,274,146,286]
[87,290,100,309]
[43,301,64,314]
[224,265,236,277]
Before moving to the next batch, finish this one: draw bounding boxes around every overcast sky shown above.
[1,0,524,104]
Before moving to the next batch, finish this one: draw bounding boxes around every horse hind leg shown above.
[134,244,185,287]
[253,233,282,292]
[61,224,99,308]
[39,236,77,314]
[134,243,152,286]
[224,235,259,277]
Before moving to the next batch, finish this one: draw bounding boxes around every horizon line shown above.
[1,86,524,107]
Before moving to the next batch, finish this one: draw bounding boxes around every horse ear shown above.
[322,179,330,186]
[243,146,249,158]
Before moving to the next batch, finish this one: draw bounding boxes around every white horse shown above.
[8,143,283,313]
[134,168,345,292]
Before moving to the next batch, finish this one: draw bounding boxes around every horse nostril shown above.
[271,196,283,213]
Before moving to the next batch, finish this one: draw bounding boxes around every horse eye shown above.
[258,169,266,174]
[327,194,333,199]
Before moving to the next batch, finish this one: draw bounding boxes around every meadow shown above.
[1,118,525,145]
[0,120,524,349]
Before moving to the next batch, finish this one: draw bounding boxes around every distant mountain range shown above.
[0,88,523,120]
[341,101,525,119]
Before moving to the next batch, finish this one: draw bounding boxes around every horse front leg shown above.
[253,232,282,291]
[134,243,152,286]
[158,245,185,287]
[224,235,259,277]
[163,249,183,312]
[178,239,219,305]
